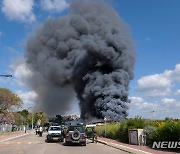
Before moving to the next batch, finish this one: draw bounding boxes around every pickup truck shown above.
[46,126,63,142]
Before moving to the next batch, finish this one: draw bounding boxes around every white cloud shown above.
[16,90,37,109]
[129,97,157,119]
[130,96,144,103]
[1,0,35,23]
[138,74,171,97]
[130,96,157,111]
[12,58,32,86]
[40,0,69,12]
[170,64,180,82]
[161,98,175,104]
[9,58,37,110]
[175,89,180,95]
[129,96,180,119]
[137,64,180,97]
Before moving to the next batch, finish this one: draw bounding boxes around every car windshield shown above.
[49,127,61,131]
[86,127,93,132]
[68,126,85,133]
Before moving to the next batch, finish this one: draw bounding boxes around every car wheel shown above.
[60,139,64,142]
[65,142,70,146]
[45,139,49,143]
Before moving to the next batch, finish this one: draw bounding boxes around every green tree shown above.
[26,112,33,126]
[33,111,49,126]
[55,115,63,125]
[127,117,146,129]
[13,112,24,126]
[18,109,29,125]
[19,109,29,117]
[0,88,22,112]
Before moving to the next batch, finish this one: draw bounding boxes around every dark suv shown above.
[65,125,86,146]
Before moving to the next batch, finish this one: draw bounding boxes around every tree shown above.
[0,88,22,112]
[18,110,29,125]
[13,112,24,126]
[55,115,63,125]
[18,110,29,117]
[0,112,15,124]
[33,111,49,126]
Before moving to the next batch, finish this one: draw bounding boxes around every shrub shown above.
[118,121,129,143]
[106,123,120,139]
[96,125,105,137]
[127,118,146,129]
[143,125,157,145]
[96,118,146,143]
[96,118,180,147]
[118,118,145,143]
[148,121,180,146]
[95,123,120,140]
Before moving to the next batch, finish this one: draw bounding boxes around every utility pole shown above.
[150,110,155,120]
[0,75,13,77]
[27,107,35,130]
[104,117,107,137]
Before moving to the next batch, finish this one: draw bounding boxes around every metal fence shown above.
[0,124,12,134]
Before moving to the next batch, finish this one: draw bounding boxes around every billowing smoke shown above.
[25,0,135,121]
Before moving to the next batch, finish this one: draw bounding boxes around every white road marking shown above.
[0,133,29,143]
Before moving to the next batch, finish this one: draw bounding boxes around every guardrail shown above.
[0,124,12,134]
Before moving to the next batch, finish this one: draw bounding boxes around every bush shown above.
[118,121,129,143]
[127,118,146,129]
[148,121,180,146]
[96,118,180,147]
[95,122,128,142]
[143,125,157,145]
[95,123,120,140]
[96,118,146,143]
[96,125,105,137]
[118,118,145,143]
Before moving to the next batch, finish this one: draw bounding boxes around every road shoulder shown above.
[96,137,176,154]
[0,131,31,142]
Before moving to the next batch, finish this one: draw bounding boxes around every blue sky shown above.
[0,0,180,119]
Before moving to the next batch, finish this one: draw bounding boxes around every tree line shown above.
[0,88,49,128]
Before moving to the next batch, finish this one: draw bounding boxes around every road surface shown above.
[0,132,129,154]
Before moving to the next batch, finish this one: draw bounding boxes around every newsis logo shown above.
[152,141,180,149]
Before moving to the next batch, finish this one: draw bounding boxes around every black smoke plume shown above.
[25,0,135,121]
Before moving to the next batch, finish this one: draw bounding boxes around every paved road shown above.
[0,132,129,154]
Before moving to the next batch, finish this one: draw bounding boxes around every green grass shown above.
[96,122,120,140]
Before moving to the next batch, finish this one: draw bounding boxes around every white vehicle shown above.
[46,126,63,142]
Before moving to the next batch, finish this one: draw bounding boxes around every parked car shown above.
[65,125,86,146]
[46,126,63,142]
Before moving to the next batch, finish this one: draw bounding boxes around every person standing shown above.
[24,126,26,133]
[92,127,97,143]
[39,126,43,137]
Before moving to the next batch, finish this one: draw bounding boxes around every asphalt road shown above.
[0,132,129,154]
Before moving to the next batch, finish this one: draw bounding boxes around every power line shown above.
[0,75,13,77]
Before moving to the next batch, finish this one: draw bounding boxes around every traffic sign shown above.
[104,116,107,121]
